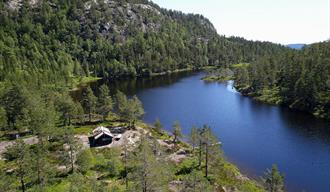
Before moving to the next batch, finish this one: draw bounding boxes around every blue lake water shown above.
[86,72,330,192]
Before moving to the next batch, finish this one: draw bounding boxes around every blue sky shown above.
[152,0,329,44]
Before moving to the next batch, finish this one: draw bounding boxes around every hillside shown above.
[0,0,288,88]
[232,41,330,119]
[0,1,293,192]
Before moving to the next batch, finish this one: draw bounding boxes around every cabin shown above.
[89,126,114,147]
[89,126,123,147]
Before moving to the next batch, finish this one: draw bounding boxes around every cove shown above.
[77,71,330,192]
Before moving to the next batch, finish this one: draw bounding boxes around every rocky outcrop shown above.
[5,0,39,10]
[4,0,216,44]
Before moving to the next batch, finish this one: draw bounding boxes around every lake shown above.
[78,71,330,192]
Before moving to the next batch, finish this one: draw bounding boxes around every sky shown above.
[152,0,330,45]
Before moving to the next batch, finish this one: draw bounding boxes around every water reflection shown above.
[71,71,330,192]
[277,107,330,142]
[71,71,197,100]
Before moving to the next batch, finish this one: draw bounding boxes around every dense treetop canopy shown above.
[0,0,288,87]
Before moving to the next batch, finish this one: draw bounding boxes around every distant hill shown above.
[0,0,288,83]
[287,44,306,50]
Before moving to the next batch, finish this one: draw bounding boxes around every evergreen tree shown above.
[262,164,285,192]
[55,94,77,126]
[0,160,15,191]
[128,96,145,127]
[97,84,113,121]
[172,121,182,143]
[60,127,81,173]
[81,87,97,122]
[76,149,95,174]
[190,126,199,152]
[200,125,222,178]
[153,118,163,133]
[68,172,91,192]
[103,148,122,177]
[6,140,32,192]
[182,170,213,192]
[1,85,27,130]
[0,106,7,130]
[116,91,144,127]
[128,139,170,192]
[116,91,128,119]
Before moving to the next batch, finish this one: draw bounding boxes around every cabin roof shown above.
[93,126,114,139]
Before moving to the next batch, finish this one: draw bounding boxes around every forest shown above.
[0,82,283,191]
[0,0,326,191]
[233,42,330,119]
[0,0,288,87]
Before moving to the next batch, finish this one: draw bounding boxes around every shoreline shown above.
[201,73,329,121]
[142,122,264,189]
[0,120,265,191]
[70,76,102,91]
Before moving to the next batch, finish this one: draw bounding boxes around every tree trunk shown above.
[36,135,44,185]
[193,173,196,192]
[70,145,74,173]
[124,147,128,190]
[205,143,208,178]
[20,175,25,192]
[37,151,41,184]
[198,140,202,168]
[143,178,147,192]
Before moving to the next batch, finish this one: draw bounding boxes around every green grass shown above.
[73,125,95,135]
[202,75,233,82]
[231,63,250,68]
[70,76,102,91]
[214,162,265,192]
[201,68,234,83]
[1,117,266,192]
[150,67,193,76]
[45,181,70,192]
[72,121,128,135]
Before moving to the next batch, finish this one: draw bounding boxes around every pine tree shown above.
[60,127,81,173]
[262,164,285,192]
[200,125,222,178]
[116,91,144,127]
[129,96,145,127]
[153,118,163,133]
[17,93,57,188]
[0,160,15,191]
[182,170,213,192]
[7,140,32,192]
[128,139,169,192]
[76,149,95,174]
[97,84,113,121]
[55,94,77,126]
[1,85,27,130]
[172,121,182,143]
[81,87,97,122]
[116,91,128,119]
[190,126,199,153]
[0,106,7,130]
[103,148,122,177]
